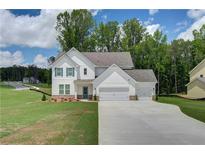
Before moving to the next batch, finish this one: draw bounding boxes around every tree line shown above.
[0,65,51,84]
[55,9,205,94]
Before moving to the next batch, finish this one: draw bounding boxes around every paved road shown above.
[99,100,205,145]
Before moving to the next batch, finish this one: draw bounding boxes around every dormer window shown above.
[84,68,87,75]
[200,74,203,78]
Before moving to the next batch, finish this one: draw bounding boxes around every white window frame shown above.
[65,84,70,94]
[55,68,63,77]
[66,68,74,77]
[59,84,64,95]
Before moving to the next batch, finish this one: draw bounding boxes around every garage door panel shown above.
[99,87,129,101]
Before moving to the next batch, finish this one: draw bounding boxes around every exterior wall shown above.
[187,80,205,99]
[76,84,93,95]
[52,56,77,96]
[187,85,205,99]
[135,82,156,98]
[190,61,205,81]
[95,67,107,77]
[69,54,95,80]
[94,71,135,96]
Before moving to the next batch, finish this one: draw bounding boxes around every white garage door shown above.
[99,87,129,101]
[137,86,153,100]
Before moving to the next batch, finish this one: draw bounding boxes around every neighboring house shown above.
[50,47,157,101]
[23,77,39,84]
[186,58,205,99]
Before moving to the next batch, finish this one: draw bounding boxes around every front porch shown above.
[74,80,94,100]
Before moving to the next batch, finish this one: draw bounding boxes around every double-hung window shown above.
[59,84,70,95]
[66,68,74,77]
[65,84,70,94]
[55,68,63,77]
[59,84,64,95]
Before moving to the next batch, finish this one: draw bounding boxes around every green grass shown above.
[158,96,205,123]
[0,84,98,144]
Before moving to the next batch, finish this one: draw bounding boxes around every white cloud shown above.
[90,9,101,16]
[177,16,205,40]
[187,9,205,19]
[174,20,188,32]
[149,9,159,16]
[146,24,161,35]
[0,51,24,67]
[0,9,101,48]
[144,17,154,26]
[0,9,69,48]
[33,54,48,68]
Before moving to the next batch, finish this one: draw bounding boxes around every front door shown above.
[83,86,88,99]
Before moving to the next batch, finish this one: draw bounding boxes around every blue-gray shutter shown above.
[72,68,75,77]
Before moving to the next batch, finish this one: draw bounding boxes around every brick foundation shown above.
[51,95,76,102]
[77,95,93,100]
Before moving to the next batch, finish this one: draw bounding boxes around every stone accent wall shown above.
[152,95,156,100]
[129,95,137,100]
[92,95,99,101]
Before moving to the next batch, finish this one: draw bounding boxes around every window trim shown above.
[55,68,63,77]
[59,84,64,95]
[65,84,70,95]
[84,68,87,75]
[66,67,75,77]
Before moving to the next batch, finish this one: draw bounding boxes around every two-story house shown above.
[186,58,205,99]
[50,47,157,101]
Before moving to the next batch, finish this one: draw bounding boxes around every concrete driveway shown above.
[99,100,205,145]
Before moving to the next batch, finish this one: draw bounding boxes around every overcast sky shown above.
[0,9,205,68]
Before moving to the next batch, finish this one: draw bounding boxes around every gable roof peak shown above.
[189,58,205,74]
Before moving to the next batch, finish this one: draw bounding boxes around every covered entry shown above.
[99,87,129,101]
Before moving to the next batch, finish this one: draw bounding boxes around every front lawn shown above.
[0,84,98,144]
[158,96,205,123]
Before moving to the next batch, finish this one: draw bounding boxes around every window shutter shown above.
[72,68,74,77]
[61,68,63,77]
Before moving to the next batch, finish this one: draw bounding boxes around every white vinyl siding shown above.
[55,68,63,77]
[65,84,70,94]
[59,84,64,95]
[66,68,74,77]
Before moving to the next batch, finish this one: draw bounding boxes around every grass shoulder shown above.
[158,96,205,123]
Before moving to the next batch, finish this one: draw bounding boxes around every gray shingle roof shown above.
[124,69,157,82]
[82,52,134,68]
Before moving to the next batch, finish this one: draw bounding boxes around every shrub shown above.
[42,94,46,101]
